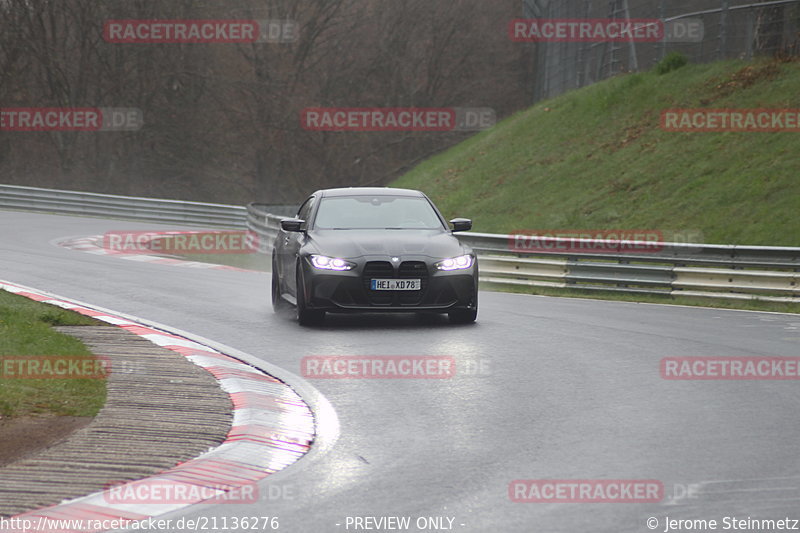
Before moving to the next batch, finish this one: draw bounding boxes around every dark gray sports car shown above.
[272,187,478,325]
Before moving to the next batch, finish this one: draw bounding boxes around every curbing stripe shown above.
[0,280,315,532]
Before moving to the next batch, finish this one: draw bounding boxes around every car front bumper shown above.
[300,258,477,313]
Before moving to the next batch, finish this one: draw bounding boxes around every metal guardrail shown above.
[246,203,295,254]
[0,184,248,228]
[246,203,800,304]
[2,188,795,304]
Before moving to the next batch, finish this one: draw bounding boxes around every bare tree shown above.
[1,0,529,203]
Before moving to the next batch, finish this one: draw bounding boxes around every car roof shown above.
[315,187,425,198]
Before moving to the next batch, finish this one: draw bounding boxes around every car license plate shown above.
[371,279,421,291]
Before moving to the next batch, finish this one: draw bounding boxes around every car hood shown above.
[306,229,467,259]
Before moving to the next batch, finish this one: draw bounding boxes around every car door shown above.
[280,195,316,294]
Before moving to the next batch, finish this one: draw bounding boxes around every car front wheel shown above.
[448,290,477,324]
[448,308,477,324]
[272,256,291,313]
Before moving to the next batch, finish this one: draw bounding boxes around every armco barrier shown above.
[245,203,298,253]
[246,203,800,304]
[1,185,796,304]
[0,184,247,228]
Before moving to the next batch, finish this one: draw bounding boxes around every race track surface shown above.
[2,210,799,532]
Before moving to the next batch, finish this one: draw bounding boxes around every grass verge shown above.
[393,57,800,246]
[0,290,107,419]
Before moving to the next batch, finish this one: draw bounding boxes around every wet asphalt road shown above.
[2,210,800,532]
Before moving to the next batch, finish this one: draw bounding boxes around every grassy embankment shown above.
[0,290,106,419]
[391,56,800,313]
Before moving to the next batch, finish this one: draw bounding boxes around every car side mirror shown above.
[450,218,472,232]
[281,218,306,232]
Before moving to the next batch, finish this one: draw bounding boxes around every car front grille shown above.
[397,261,428,305]
[363,261,395,305]
[362,260,429,306]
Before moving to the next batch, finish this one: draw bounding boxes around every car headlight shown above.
[435,254,474,271]
[310,254,356,271]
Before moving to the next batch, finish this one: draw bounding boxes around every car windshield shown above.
[314,195,444,230]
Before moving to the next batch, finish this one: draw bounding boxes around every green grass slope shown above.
[393,57,800,246]
[0,290,106,418]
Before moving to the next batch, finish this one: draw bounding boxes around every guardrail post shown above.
[718,0,730,60]
[745,6,756,60]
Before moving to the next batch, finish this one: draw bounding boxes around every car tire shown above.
[296,262,325,326]
[272,256,291,313]
[448,290,478,324]
[448,308,477,324]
